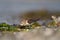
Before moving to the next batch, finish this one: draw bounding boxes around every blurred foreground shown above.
[0,27,60,40]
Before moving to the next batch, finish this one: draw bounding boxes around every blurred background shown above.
[0,0,60,24]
